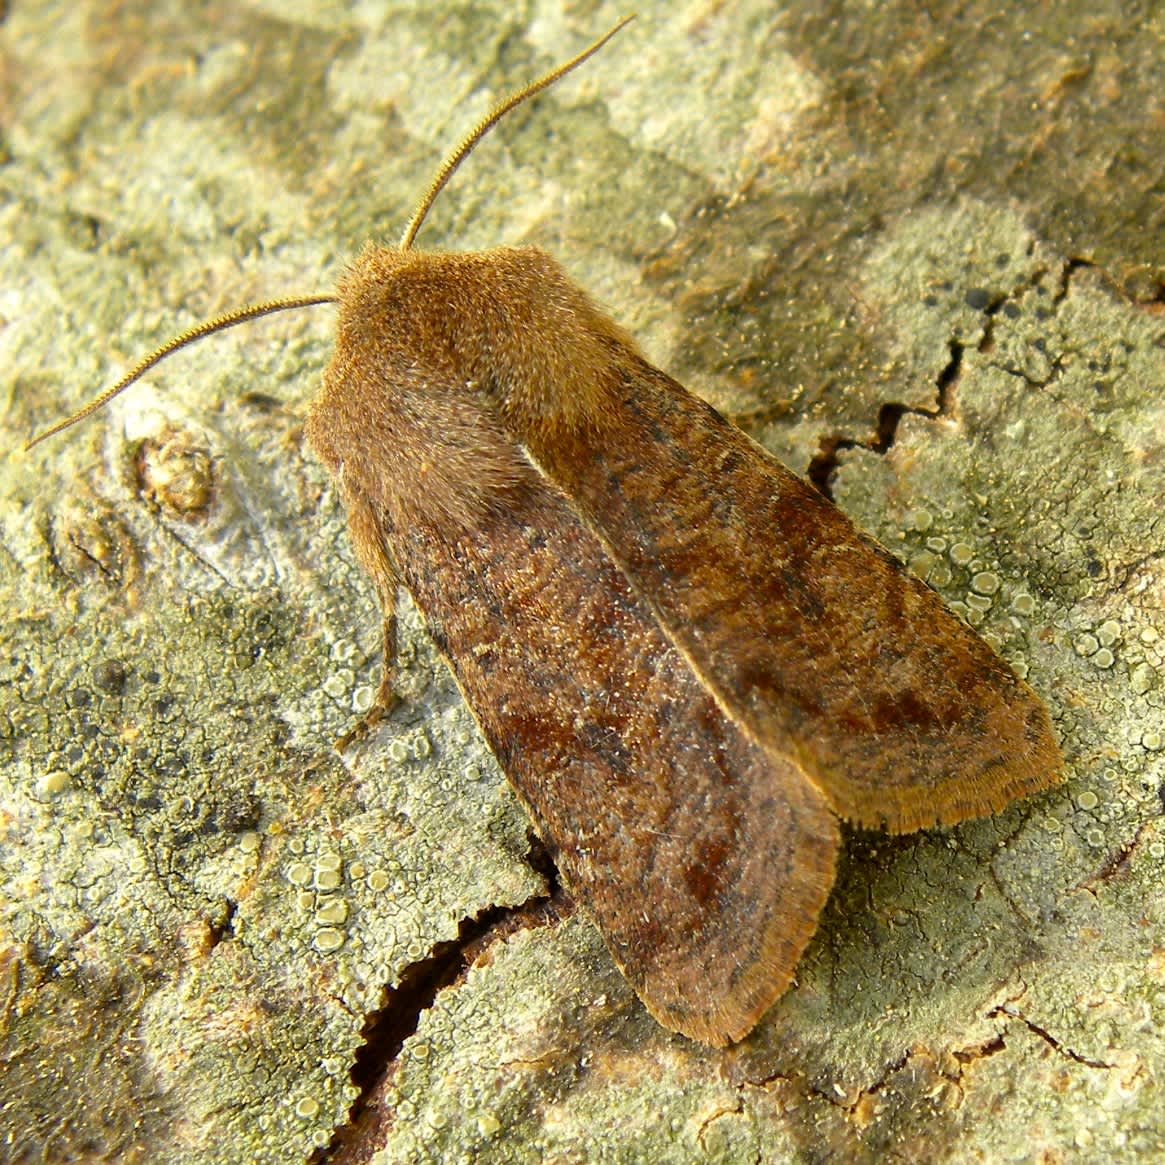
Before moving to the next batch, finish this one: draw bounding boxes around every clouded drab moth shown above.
[29,18,1063,1045]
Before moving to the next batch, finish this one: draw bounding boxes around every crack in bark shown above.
[950,1033,1007,1065]
[812,1027,1014,1127]
[1074,820,1153,892]
[694,1097,747,1154]
[989,1006,1114,1070]
[312,839,568,1165]
[797,253,1106,496]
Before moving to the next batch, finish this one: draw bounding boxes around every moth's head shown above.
[306,245,541,531]
[328,243,639,444]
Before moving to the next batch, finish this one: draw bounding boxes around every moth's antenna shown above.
[398,14,634,252]
[24,296,334,451]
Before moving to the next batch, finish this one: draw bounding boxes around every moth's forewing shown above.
[523,359,1064,833]
[384,483,838,1045]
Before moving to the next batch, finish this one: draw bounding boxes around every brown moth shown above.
[28,18,1063,1046]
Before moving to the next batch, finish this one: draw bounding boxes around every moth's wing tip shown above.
[631,800,842,1048]
[840,738,1066,835]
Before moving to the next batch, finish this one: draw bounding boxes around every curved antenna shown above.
[26,17,633,451]
[398,14,634,252]
[24,296,334,451]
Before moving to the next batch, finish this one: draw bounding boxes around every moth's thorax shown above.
[305,243,641,531]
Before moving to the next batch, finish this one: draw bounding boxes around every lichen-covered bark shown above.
[1,2,1161,1164]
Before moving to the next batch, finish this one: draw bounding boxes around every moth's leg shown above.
[335,498,404,751]
[370,606,401,720]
